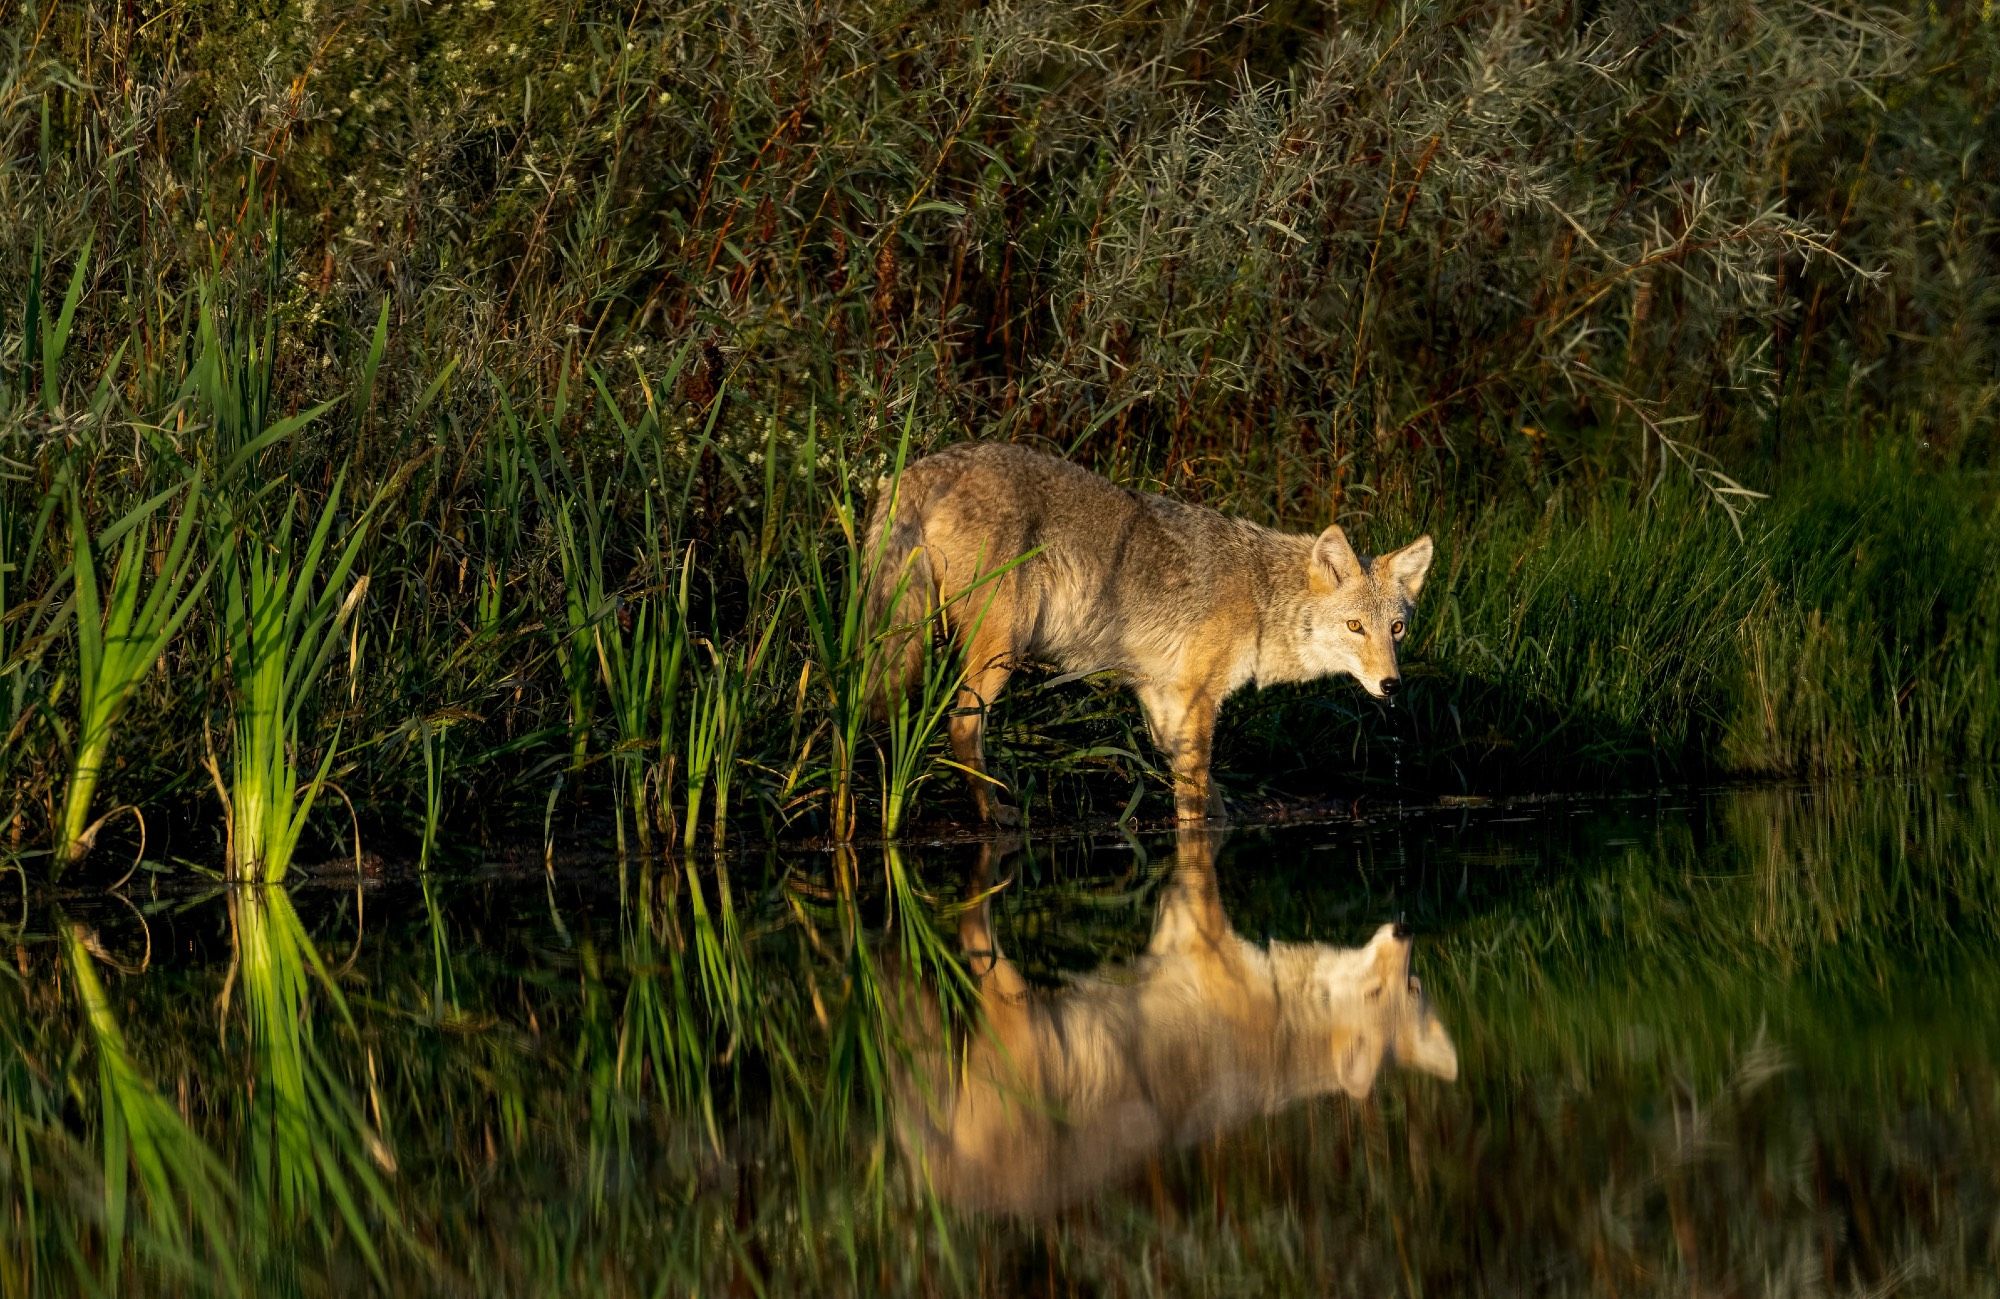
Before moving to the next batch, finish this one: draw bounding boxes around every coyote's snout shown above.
[888,830,1459,1217]
[863,443,1433,822]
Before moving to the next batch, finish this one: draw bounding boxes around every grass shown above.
[10,242,1991,862]
[1201,444,2000,802]
[56,473,209,873]
[9,328,2000,869]
[211,472,377,884]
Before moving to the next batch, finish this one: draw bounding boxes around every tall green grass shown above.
[212,478,376,884]
[10,313,2000,870]
[56,475,209,872]
[1207,444,2000,801]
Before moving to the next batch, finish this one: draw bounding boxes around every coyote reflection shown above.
[892,830,1459,1216]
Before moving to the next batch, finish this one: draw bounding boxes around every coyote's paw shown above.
[1175,797,1230,825]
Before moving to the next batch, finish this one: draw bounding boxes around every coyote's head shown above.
[1304,526,1434,700]
[1312,922,1460,1096]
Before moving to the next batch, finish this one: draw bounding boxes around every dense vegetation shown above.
[2,0,1997,876]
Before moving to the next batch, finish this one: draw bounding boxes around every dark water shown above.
[8,781,1999,1296]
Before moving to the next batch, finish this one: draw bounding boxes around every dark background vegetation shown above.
[3,0,1998,863]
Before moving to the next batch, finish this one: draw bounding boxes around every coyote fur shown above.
[890,830,1459,1216]
[863,442,1435,822]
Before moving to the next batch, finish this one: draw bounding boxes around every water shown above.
[8,780,1998,1296]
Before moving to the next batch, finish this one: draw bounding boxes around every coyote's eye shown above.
[1391,620,1405,637]
[1345,619,1364,634]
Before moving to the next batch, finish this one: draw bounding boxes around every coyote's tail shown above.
[861,473,934,717]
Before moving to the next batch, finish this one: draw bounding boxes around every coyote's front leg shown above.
[1141,684,1226,823]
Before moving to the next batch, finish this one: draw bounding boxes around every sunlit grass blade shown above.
[597,578,680,855]
[216,470,381,883]
[55,472,210,874]
[799,412,917,842]
[680,595,785,855]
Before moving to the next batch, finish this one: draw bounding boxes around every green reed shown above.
[213,477,375,884]
[679,594,786,856]
[592,510,690,855]
[55,474,210,872]
[23,235,91,413]
[519,377,610,777]
[800,417,914,843]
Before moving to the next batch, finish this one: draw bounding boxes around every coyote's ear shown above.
[1312,525,1362,585]
[1383,535,1434,599]
[1366,922,1410,978]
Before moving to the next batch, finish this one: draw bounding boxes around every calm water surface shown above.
[8,781,1998,1296]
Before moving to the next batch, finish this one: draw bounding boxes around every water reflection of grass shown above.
[64,922,239,1292]
[2,781,1995,1294]
[1437,781,2000,1081]
[228,887,402,1281]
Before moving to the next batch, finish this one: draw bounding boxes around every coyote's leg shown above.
[951,629,1018,825]
[1146,827,1232,955]
[1139,683,1225,823]
[958,836,1027,995]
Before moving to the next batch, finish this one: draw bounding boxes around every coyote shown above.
[864,443,1434,823]
[890,830,1459,1217]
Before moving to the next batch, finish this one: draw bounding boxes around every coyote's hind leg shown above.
[950,629,1018,826]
